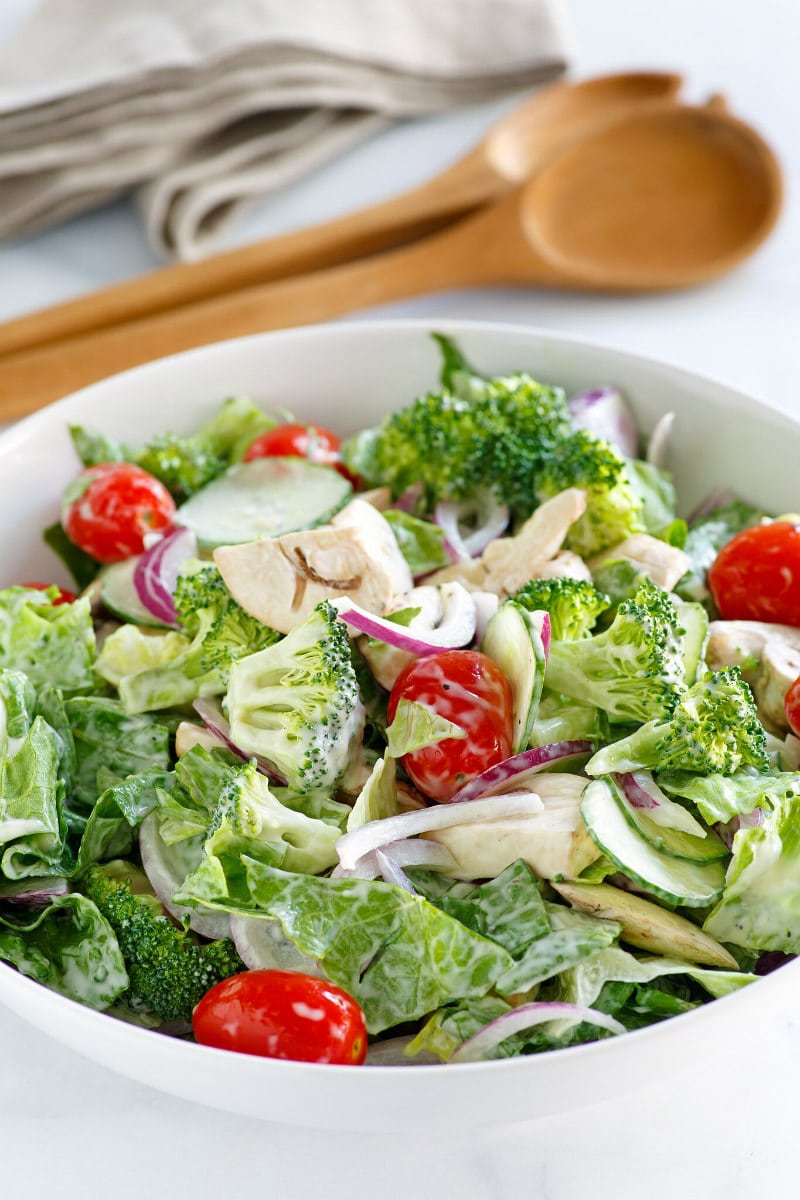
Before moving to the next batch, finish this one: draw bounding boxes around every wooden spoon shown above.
[0,103,781,420]
[0,71,682,358]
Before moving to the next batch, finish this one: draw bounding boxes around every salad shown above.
[1,333,799,1068]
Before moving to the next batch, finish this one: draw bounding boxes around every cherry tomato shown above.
[785,676,800,737]
[244,423,341,466]
[708,523,800,625]
[21,582,77,606]
[387,649,514,802]
[193,970,367,1065]
[61,463,176,564]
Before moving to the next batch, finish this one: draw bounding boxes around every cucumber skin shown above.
[481,601,546,753]
[615,786,729,865]
[175,457,352,548]
[581,778,727,907]
[100,559,170,628]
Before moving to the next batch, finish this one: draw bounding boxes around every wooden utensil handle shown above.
[0,149,495,360]
[0,210,511,421]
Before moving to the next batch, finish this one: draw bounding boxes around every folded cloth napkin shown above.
[0,0,570,260]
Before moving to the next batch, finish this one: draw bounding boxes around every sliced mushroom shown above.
[707,620,800,731]
[359,585,444,690]
[331,498,412,595]
[215,525,396,633]
[425,489,588,597]
[529,551,593,583]
[590,533,691,592]
[423,773,599,881]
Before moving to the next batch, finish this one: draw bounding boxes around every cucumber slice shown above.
[175,457,352,548]
[580,778,727,907]
[615,783,729,864]
[677,600,709,686]
[481,600,546,752]
[100,557,170,627]
[551,880,738,968]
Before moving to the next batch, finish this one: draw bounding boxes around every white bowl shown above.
[0,319,797,1132]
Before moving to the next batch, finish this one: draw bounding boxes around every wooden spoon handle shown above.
[0,147,496,361]
[0,210,515,421]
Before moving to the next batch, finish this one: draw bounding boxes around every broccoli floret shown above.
[136,435,226,502]
[110,564,280,713]
[136,398,275,501]
[346,347,571,514]
[226,601,365,793]
[173,563,280,676]
[535,430,645,558]
[82,863,244,1022]
[511,577,610,641]
[544,580,688,724]
[586,667,770,777]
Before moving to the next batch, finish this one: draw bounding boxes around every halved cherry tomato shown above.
[61,463,176,564]
[785,676,800,737]
[21,582,77,606]
[245,423,341,465]
[244,422,356,483]
[193,970,367,1065]
[708,522,800,626]
[387,649,514,803]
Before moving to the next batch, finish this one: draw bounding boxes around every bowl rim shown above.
[0,315,796,1086]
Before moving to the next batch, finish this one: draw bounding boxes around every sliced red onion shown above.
[614,770,661,809]
[687,487,737,526]
[193,697,287,785]
[133,526,197,626]
[336,792,543,872]
[435,493,510,562]
[392,483,425,515]
[331,583,476,655]
[335,837,457,880]
[448,741,593,806]
[717,807,764,850]
[530,609,551,660]
[230,914,325,977]
[450,1002,625,1062]
[615,771,709,837]
[139,813,231,941]
[568,387,638,458]
[0,876,69,905]
[375,849,416,893]
[646,412,675,469]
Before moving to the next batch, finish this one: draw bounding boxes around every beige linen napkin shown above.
[0,0,570,260]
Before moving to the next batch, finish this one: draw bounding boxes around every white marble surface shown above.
[1,1,799,1196]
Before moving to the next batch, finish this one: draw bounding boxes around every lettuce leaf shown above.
[0,894,128,1008]
[0,587,96,695]
[177,859,515,1033]
[659,770,800,825]
[406,996,511,1062]
[385,698,466,758]
[382,510,449,575]
[71,397,275,502]
[0,716,70,880]
[76,767,176,872]
[346,755,398,832]
[412,860,550,959]
[703,792,800,952]
[65,697,171,809]
[497,903,621,995]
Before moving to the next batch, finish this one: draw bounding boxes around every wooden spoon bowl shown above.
[519,105,782,288]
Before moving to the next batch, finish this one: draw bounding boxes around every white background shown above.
[0,1,798,1197]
